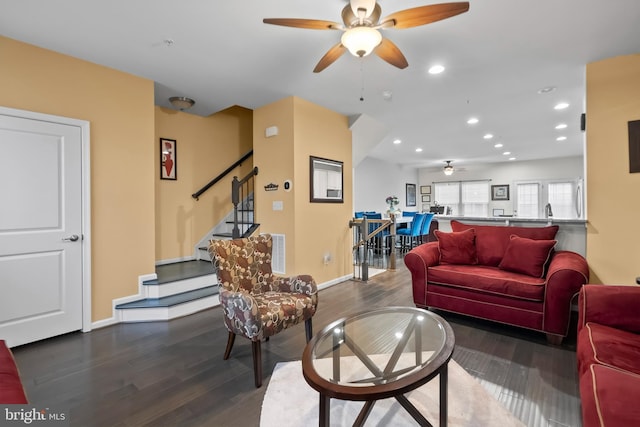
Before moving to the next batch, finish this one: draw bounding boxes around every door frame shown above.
[0,105,92,333]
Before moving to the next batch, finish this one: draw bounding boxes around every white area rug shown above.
[260,359,525,427]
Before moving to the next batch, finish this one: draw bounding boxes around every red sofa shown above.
[0,340,28,404]
[405,220,589,344]
[577,285,640,427]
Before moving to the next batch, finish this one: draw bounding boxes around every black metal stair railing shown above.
[349,216,397,281]
[192,150,258,239]
[231,167,259,238]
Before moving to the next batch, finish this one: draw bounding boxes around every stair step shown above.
[211,232,233,238]
[115,286,218,310]
[147,260,214,285]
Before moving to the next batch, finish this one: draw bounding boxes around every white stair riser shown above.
[118,295,220,322]
[144,274,217,298]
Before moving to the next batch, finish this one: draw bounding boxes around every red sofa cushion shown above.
[576,322,640,377]
[434,228,477,265]
[498,235,556,278]
[428,264,546,301]
[580,364,640,427]
[0,340,28,404]
[451,220,559,267]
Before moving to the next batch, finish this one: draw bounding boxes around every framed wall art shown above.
[491,184,509,201]
[406,183,417,207]
[421,195,431,203]
[420,185,431,194]
[160,138,177,180]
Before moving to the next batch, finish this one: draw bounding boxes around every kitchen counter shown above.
[434,215,586,225]
[433,215,587,255]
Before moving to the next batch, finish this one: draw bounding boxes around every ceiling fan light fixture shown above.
[169,96,195,111]
[443,160,454,176]
[341,27,382,57]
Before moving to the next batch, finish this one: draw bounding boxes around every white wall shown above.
[354,157,419,214]
[418,156,584,216]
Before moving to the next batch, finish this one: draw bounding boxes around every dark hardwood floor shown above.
[12,260,581,427]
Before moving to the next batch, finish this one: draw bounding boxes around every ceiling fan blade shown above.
[380,2,469,29]
[374,38,408,69]
[263,18,342,30]
[313,43,347,73]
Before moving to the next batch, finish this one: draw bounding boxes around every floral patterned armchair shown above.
[209,234,318,387]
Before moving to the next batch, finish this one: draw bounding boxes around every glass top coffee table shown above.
[302,306,455,427]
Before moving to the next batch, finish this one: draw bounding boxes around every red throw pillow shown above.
[434,228,478,265]
[499,235,557,278]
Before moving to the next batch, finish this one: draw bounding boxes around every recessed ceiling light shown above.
[382,90,393,101]
[428,64,445,74]
[467,117,479,125]
[415,148,423,152]
[538,86,556,94]
[555,123,568,129]
[494,143,503,148]
[483,133,494,139]
[557,136,567,141]
[554,102,570,110]
[503,151,511,155]
[509,157,516,161]
[393,138,402,144]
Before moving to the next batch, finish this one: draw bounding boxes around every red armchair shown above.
[577,285,640,427]
[0,340,28,404]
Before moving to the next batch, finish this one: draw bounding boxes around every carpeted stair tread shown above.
[115,286,218,309]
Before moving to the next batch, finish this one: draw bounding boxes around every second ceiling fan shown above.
[263,0,470,73]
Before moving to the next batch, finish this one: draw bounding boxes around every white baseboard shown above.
[317,274,353,291]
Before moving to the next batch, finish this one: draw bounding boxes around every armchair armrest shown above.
[543,250,589,336]
[271,274,317,296]
[578,284,640,334]
[404,242,440,307]
[219,289,263,340]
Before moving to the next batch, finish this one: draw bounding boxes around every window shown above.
[516,183,539,218]
[434,182,459,215]
[434,180,489,216]
[548,181,576,219]
[514,180,580,219]
[461,181,489,217]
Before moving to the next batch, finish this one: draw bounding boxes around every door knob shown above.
[62,234,80,242]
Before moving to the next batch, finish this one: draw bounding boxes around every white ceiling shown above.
[2,0,640,171]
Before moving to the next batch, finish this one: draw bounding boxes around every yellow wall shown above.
[0,36,156,320]
[586,54,640,284]
[253,97,353,284]
[154,106,253,261]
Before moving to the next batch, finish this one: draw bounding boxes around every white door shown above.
[0,112,84,348]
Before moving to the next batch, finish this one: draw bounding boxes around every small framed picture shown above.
[491,184,509,201]
[406,183,416,207]
[420,185,431,194]
[492,208,505,217]
[421,195,431,203]
[160,138,177,180]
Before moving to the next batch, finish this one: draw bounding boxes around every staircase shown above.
[115,155,259,322]
[115,260,219,322]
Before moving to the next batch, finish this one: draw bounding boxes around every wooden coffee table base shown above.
[317,363,448,427]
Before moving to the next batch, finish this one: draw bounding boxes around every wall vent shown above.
[271,233,285,274]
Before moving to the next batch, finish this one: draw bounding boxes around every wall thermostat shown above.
[283,180,292,191]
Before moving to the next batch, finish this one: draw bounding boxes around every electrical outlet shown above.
[323,253,331,265]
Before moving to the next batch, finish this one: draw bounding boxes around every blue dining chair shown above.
[419,212,435,244]
[397,213,426,250]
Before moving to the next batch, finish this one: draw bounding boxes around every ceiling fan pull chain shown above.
[360,58,365,101]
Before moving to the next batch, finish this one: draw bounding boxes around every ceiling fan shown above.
[263,0,469,72]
